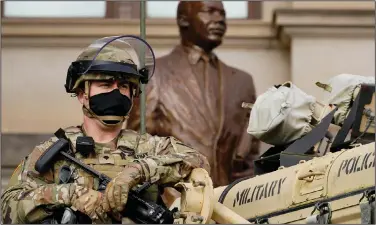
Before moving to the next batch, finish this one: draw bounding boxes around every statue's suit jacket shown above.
[127,44,260,187]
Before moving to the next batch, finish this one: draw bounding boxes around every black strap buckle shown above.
[311,202,332,224]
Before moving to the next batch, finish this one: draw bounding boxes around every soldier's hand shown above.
[102,163,145,218]
[70,184,109,223]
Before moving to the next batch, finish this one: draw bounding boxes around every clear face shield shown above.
[66,35,156,96]
[65,35,156,126]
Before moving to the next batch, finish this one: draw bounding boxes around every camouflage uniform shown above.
[1,126,210,223]
[1,36,210,223]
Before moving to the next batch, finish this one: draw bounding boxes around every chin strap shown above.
[82,106,127,127]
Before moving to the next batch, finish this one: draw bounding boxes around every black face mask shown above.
[89,89,132,118]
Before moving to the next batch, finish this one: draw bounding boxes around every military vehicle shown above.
[165,74,375,224]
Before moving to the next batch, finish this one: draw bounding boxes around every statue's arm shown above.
[127,70,161,134]
[231,125,260,179]
[231,73,261,180]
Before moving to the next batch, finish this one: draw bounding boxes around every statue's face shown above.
[188,1,227,48]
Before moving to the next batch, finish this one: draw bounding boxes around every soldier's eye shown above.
[100,83,111,87]
[98,82,112,88]
[119,82,130,89]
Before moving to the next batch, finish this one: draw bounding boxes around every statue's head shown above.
[177,1,227,52]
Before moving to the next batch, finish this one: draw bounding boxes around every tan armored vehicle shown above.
[167,74,375,224]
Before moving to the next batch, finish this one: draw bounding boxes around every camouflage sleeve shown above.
[1,138,78,223]
[134,136,210,185]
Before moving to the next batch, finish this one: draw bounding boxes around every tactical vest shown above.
[54,126,159,203]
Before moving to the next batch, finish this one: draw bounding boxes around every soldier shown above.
[127,1,260,187]
[1,36,210,224]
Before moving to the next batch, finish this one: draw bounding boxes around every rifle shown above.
[34,133,175,224]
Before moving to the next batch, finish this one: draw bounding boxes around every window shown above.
[3,1,106,18]
[1,1,262,20]
[147,1,249,19]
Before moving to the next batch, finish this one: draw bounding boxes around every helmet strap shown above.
[134,83,141,97]
[82,105,127,127]
[84,81,90,99]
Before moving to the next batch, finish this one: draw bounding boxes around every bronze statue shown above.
[127,1,260,187]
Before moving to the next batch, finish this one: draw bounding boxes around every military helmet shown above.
[65,35,155,96]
